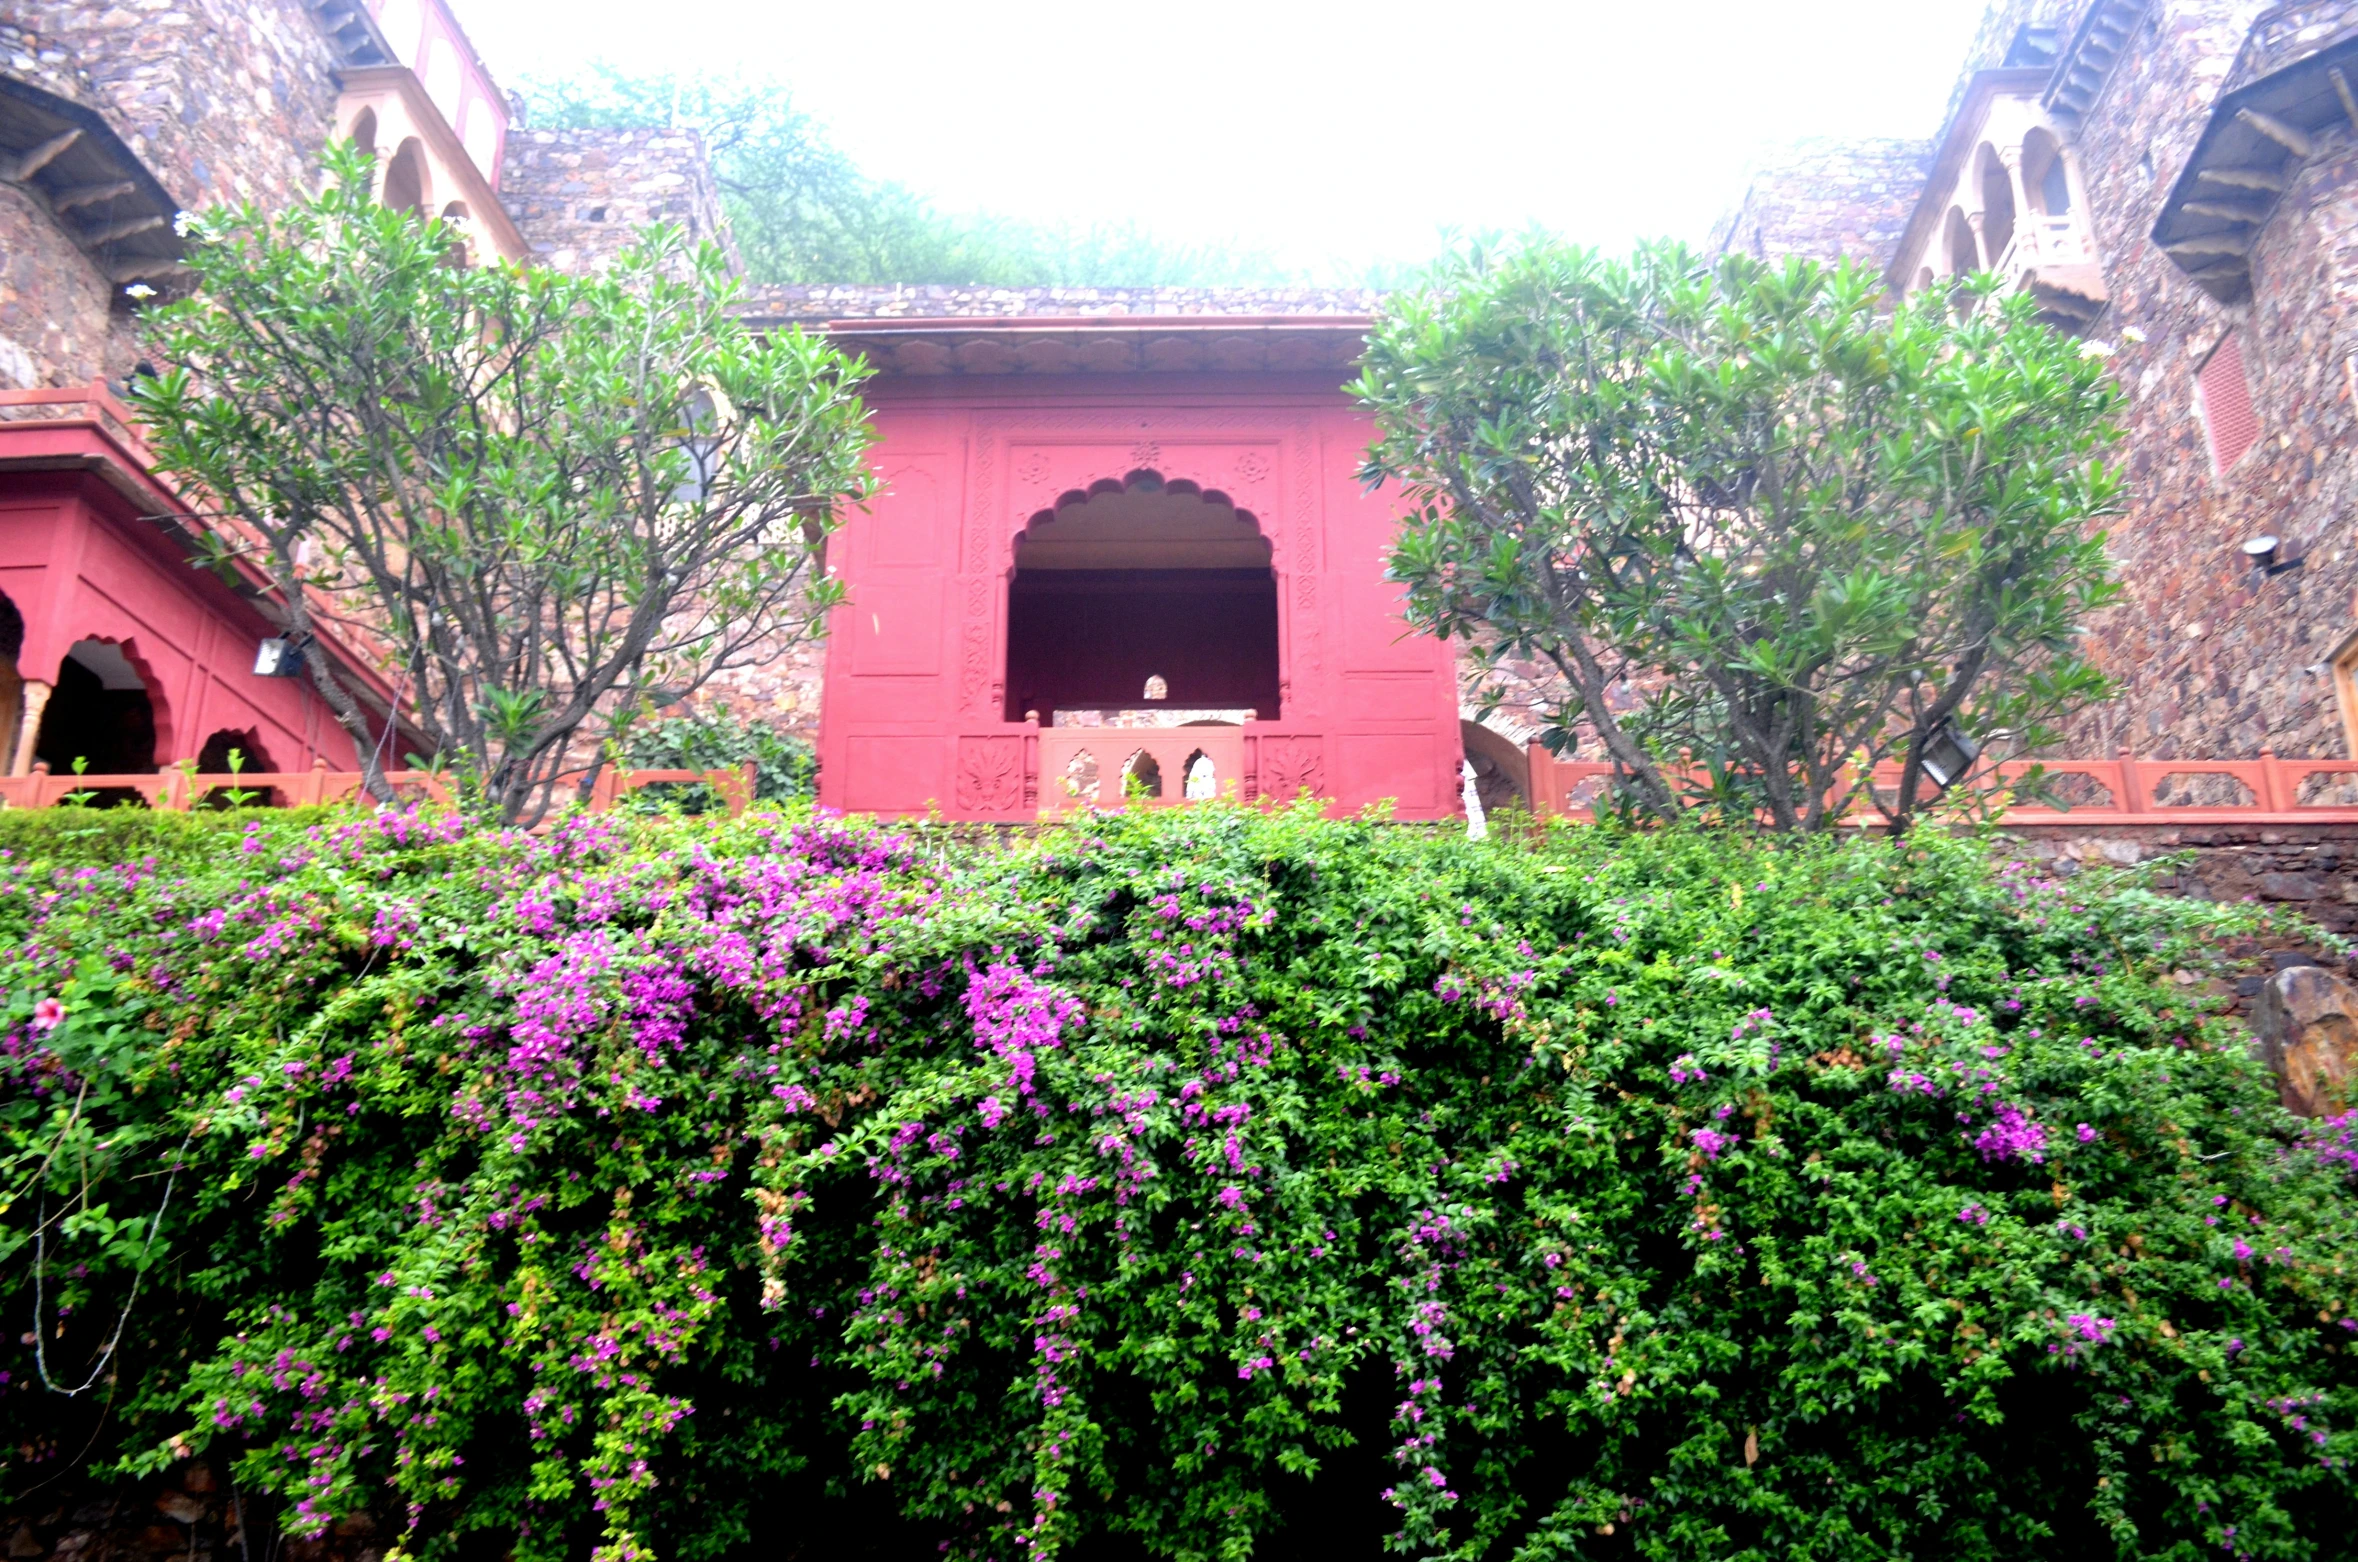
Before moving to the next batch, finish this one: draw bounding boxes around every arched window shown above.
[2025,129,2073,216]
[196,728,275,775]
[382,138,427,217]
[439,201,475,268]
[1122,750,1163,800]
[2040,154,2072,214]
[1946,206,1980,276]
[1978,145,2016,262]
[1005,474,1278,725]
[349,107,378,162]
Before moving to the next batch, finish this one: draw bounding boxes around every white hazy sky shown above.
[457,0,1992,278]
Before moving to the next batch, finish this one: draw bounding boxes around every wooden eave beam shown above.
[0,127,79,183]
[79,212,165,246]
[2333,67,2358,132]
[50,178,135,212]
[2197,165,2291,192]
[2238,106,2314,156]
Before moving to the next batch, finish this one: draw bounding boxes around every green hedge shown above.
[3,804,2355,1561]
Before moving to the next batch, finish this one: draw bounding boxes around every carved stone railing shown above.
[1037,726,1247,812]
[0,760,754,815]
[1524,747,2358,825]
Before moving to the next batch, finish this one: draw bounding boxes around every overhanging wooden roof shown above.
[2151,33,2358,302]
[0,73,186,289]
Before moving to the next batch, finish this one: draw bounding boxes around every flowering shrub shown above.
[3,807,2356,1561]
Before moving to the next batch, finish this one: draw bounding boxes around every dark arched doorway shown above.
[34,638,158,775]
[1004,472,1280,724]
[1459,720,1530,816]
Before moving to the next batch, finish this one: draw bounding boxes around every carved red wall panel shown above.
[815,377,1463,821]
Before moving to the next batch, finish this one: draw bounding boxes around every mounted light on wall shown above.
[253,635,306,678]
[1918,718,1982,792]
[2243,533,2304,580]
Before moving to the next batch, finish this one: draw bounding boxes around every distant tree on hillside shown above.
[517,65,1303,287]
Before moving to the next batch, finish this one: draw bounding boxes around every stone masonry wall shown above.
[500,126,738,276]
[2,0,342,212]
[0,182,135,386]
[1706,137,1937,264]
[0,0,346,390]
[1721,0,2358,762]
[742,283,1382,326]
[2049,0,2358,760]
[1942,0,2076,122]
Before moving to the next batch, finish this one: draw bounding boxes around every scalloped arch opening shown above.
[34,635,166,776]
[1019,470,1266,571]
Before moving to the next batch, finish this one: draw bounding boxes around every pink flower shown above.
[30,997,63,1030]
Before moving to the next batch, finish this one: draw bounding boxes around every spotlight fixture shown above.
[2243,534,2303,578]
[1918,718,1982,792]
[253,636,306,678]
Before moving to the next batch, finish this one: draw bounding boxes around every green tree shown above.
[1354,240,2125,831]
[623,706,815,807]
[517,65,1300,287]
[129,142,876,824]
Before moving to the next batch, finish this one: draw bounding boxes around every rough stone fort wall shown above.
[1716,0,2358,766]
[2060,0,2358,761]
[0,0,343,387]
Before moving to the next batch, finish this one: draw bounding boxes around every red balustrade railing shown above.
[0,760,755,816]
[1524,746,2358,825]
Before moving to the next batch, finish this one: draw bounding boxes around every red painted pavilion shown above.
[799,312,1465,823]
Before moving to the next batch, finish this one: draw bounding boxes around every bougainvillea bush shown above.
[4,804,2357,1561]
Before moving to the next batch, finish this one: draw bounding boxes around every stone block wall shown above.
[2049,0,2358,760]
[696,631,828,748]
[742,283,1382,325]
[500,126,737,276]
[0,0,346,390]
[2009,818,2358,936]
[4,1461,377,1562]
[1706,137,1936,265]
[2,0,342,214]
[0,182,135,386]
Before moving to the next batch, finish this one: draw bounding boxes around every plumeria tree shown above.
[1354,240,2126,830]
[131,141,876,824]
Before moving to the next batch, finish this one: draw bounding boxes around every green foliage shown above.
[0,805,339,872]
[4,805,2356,1561]
[1355,241,2127,831]
[127,141,877,825]
[516,66,1305,287]
[621,707,815,807]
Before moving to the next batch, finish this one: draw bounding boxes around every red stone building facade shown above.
[731,293,1467,822]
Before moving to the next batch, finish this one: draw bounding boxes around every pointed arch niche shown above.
[1003,470,1280,723]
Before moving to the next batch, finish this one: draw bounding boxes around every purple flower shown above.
[1973,1103,2048,1165]
[2065,1312,2116,1346]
